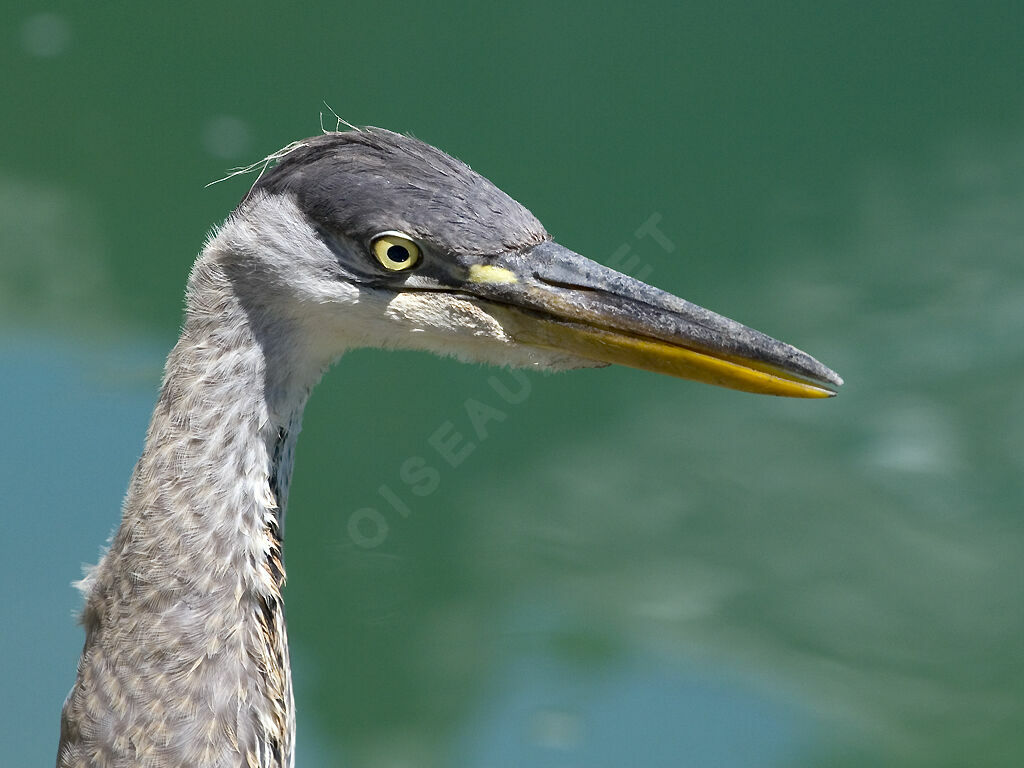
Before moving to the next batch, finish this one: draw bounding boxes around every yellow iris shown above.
[371,232,421,271]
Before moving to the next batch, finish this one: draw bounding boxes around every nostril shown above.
[532,272,602,294]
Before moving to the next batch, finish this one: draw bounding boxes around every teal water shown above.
[3,2,1023,766]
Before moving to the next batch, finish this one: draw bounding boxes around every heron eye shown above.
[371,232,421,271]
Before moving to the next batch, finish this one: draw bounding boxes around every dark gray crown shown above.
[247,128,549,255]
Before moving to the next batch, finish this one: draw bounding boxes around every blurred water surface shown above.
[2,2,1022,766]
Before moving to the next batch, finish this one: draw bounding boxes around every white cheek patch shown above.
[384,292,511,342]
[381,291,603,372]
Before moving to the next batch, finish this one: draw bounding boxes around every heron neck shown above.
[59,257,322,768]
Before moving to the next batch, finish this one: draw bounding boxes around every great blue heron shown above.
[57,127,842,768]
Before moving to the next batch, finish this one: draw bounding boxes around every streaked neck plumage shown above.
[57,229,329,768]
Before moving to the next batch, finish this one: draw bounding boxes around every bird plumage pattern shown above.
[58,128,840,768]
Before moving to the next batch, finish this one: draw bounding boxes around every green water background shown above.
[3,2,1023,765]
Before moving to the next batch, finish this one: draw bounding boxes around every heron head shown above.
[218,128,841,397]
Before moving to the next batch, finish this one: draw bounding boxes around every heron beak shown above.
[469,241,843,398]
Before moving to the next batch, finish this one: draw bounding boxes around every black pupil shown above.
[386,244,410,263]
